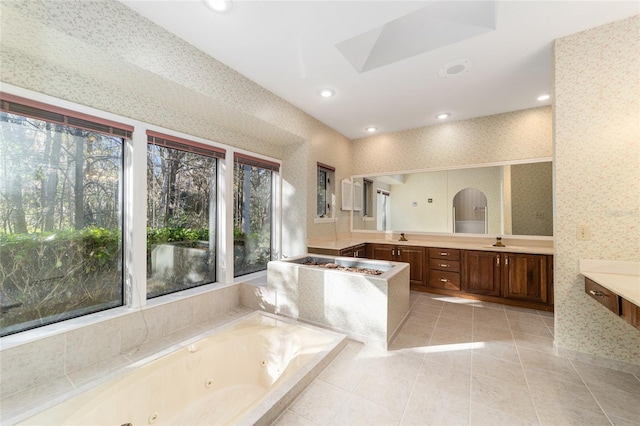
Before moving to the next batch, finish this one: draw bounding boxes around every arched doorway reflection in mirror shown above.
[453,188,488,234]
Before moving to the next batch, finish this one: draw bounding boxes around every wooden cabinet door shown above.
[462,250,501,296]
[352,244,366,258]
[397,246,425,286]
[369,244,395,261]
[502,254,548,303]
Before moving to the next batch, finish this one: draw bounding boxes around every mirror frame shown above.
[349,157,553,239]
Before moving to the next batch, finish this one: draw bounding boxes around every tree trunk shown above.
[74,129,85,230]
[43,124,63,232]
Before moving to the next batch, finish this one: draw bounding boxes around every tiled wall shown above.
[351,106,552,176]
[0,284,241,401]
[554,15,640,366]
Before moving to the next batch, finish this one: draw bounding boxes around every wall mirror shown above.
[351,160,553,237]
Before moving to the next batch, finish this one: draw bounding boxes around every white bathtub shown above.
[17,312,346,426]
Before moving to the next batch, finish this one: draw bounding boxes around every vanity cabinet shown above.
[462,251,549,303]
[426,248,461,291]
[461,250,501,296]
[585,277,640,330]
[501,253,549,304]
[366,244,425,287]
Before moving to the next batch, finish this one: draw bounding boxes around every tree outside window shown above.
[0,110,124,336]
[146,136,219,298]
[233,156,274,277]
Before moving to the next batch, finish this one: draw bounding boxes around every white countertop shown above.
[580,259,640,307]
[308,238,554,256]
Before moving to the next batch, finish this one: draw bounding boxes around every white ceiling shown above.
[120,1,639,140]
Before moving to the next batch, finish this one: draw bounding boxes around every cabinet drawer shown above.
[585,278,619,315]
[429,248,460,261]
[428,259,460,273]
[428,270,460,291]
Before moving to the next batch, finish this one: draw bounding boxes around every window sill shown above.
[314,217,338,224]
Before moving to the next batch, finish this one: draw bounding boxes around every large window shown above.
[0,95,128,336]
[146,132,224,298]
[233,153,277,277]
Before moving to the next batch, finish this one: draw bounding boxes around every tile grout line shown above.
[568,359,621,426]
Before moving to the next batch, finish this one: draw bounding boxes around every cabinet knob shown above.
[439,263,449,268]
[440,252,448,256]
[589,290,604,297]
[496,255,500,266]
[440,278,449,283]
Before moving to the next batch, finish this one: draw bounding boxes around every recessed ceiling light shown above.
[436,113,451,120]
[204,0,232,13]
[537,94,551,101]
[365,127,378,133]
[318,89,335,98]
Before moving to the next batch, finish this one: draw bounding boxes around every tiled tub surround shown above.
[13,312,347,426]
[272,291,640,426]
[267,255,410,348]
[0,283,242,422]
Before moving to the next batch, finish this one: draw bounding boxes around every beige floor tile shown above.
[369,351,423,384]
[469,402,538,426]
[541,316,554,327]
[398,320,436,339]
[527,371,605,422]
[572,360,640,396]
[318,342,372,392]
[506,309,547,324]
[439,303,474,321]
[405,311,440,328]
[411,301,442,315]
[610,414,640,426]
[331,393,402,426]
[535,403,610,426]
[472,340,519,363]
[587,382,640,423]
[415,359,471,399]
[435,316,474,335]
[354,371,414,414]
[472,324,515,343]
[422,347,473,372]
[517,347,578,377]
[429,327,473,346]
[401,388,469,426]
[508,319,553,338]
[470,373,538,423]
[511,330,555,354]
[388,332,431,354]
[289,379,349,425]
[472,353,527,385]
[271,409,316,426]
[524,363,585,390]
[473,300,507,311]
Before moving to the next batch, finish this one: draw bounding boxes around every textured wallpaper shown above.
[554,15,640,365]
[0,0,352,253]
[351,106,552,176]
